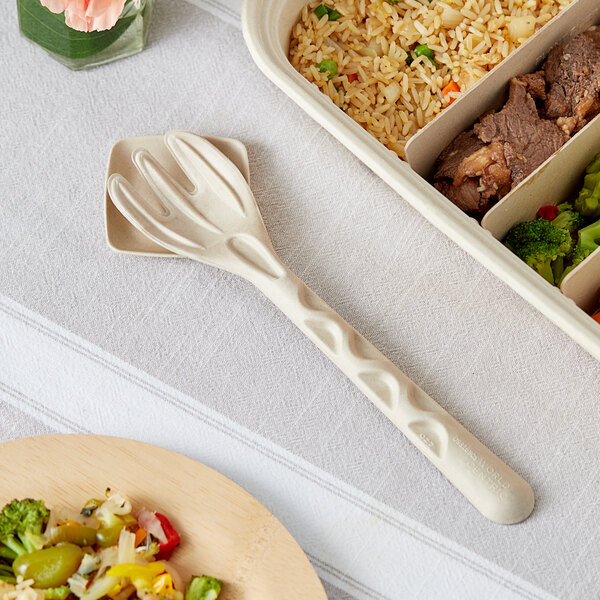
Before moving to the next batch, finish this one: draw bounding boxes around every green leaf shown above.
[17,0,135,59]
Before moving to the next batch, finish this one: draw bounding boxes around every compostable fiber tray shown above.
[242,0,600,362]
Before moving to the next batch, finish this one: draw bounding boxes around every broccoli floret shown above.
[574,152,600,218]
[0,547,16,561]
[558,218,600,283]
[504,218,573,285]
[549,205,582,282]
[571,245,593,269]
[44,586,71,600]
[551,254,566,285]
[0,499,49,559]
[0,563,16,584]
[551,204,583,233]
[586,152,600,175]
[575,218,600,257]
[185,576,223,600]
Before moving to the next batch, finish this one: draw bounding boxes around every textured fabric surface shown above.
[1,0,600,597]
[0,401,57,439]
[2,298,555,599]
[184,0,240,27]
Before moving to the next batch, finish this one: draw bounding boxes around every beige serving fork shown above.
[107,130,534,524]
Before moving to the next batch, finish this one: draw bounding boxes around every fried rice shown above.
[289,0,573,159]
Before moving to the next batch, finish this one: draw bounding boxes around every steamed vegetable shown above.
[0,499,50,559]
[313,3,341,20]
[574,152,600,218]
[13,544,83,588]
[317,59,338,79]
[0,564,16,584]
[550,205,583,282]
[560,217,600,281]
[185,576,223,600]
[47,526,97,547]
[414,44,437,66]
[406,44,437,67]
[0,492,223,600]
[504,218,572,285]
[504,153,600,288]
[106,562,165,592]
[442,80,460,104]
[154,514,181,561]
[574,218,600,261]
[94,491,132,529]
[550,204,582,233]
[95,525,124,548]
[45,586,72,600]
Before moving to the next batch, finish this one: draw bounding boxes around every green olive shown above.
[48,525,97,546]
[13,543,83,588]
[95,524,123,547]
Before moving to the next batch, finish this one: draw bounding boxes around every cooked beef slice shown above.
[433,134,511,214]
[516,71,546,100]
[473,143,512,199]
[502,142,529,185]
[454,142,512,197]
[434,131,486,179]
[544,31,600,132]
[432,29,600,214]
[474,78,568,185]
[434,179,486,213]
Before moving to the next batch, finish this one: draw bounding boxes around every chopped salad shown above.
[0,491,222,600]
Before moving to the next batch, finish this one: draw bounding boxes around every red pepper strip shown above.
[537,205,559,220]
[592,312,600,325]
[154,513,181,560]
[346,73,358,83]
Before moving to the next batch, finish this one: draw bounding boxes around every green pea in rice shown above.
[289,0,573,159]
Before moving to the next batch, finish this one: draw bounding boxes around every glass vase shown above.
[17,0,154,70]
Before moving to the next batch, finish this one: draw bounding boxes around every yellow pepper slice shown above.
[152,573,175,595]
[106,563,166,591]
[107,584,123,599]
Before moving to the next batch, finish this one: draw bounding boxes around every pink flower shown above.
[39,0,127,32]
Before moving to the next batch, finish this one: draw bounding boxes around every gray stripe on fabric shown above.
[322,579,362,600]
[0,398,58,441]
[0,382,90,434]
[308,554,394,600]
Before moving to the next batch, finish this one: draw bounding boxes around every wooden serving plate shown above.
[0,435,326,600]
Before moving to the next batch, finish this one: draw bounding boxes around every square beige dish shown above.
[105,135,250,256]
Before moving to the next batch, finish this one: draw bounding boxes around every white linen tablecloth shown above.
[2,1,600,598]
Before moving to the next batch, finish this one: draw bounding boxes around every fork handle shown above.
[255,266,534,524]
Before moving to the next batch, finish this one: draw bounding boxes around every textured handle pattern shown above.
[248,262,534,524]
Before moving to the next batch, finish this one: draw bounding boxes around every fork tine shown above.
[165,131,249,217]
[107,174,205,253]
[132,149,223,235]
